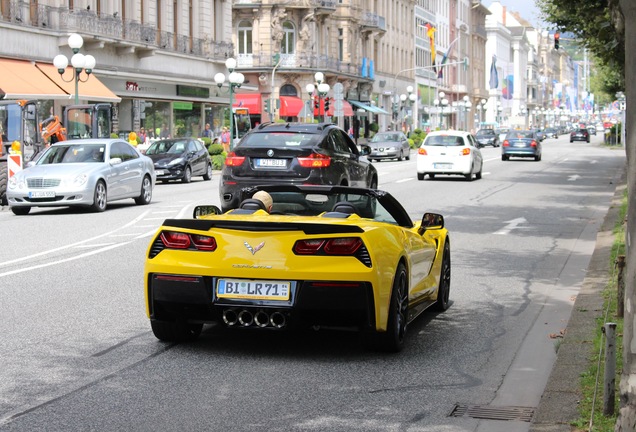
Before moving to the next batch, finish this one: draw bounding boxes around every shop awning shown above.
[327,100,354,117]
[0,58,69,100]
[348,100,390,115]
[36,62,121,103]
[279,96,304,117]
[233,93,261,114]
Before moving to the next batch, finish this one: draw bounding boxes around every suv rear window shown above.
[240,132,317,147]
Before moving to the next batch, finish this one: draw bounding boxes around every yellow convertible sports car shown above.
[144,185,450,352]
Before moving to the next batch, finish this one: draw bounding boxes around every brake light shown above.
[531,140,537,147]
[294,237,362,255]
[224,152,245,166]
[418,148,428,155]
[461,148,471,156]
[159,231,217,251]
[294,239,326,254]
[503,140,510,147]
[298,153,331,168]
[160,231,190,249]
[191,234,217,251]
[324,238,362,254]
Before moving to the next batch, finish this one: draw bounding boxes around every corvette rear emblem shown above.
[244,241,265,255]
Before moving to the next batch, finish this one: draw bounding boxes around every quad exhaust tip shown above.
[222,308,287,329]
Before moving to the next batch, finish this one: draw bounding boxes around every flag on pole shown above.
[437,51,448,79]
[423,23,437,73]
[489,55,499,89]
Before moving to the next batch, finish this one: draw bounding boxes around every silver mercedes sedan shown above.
[7,139,156,215]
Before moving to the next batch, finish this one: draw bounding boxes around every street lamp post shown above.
[399,86,416,133]
[214,58,245,150]
[305,72,330,123]
[461,95,471,131]
[477,98,487,127]
[53,33,96,105]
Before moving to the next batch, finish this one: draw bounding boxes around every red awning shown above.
[279,96,304,117]
[233,93,261,114]
[327,100,354,117]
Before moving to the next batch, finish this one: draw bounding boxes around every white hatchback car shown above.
[416,131,483,181]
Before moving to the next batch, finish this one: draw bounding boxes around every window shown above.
[281,21,295,54]
[238,20,253,54]
[338,28,344,61]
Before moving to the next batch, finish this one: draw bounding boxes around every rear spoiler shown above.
[162,219,364,235]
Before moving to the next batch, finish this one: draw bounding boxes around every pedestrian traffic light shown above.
[324,97,330,112]
[554,33,560,50]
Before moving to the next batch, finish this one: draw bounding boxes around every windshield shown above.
[146,140,188,155]
[371,133,400,142]
[476,129,494,136]
[0,104,22,142]
[37,143,106,164]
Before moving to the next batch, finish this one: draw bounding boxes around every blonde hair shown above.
[253,190,273,211]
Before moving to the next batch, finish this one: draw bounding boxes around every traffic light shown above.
[554,33,560,50]
[265,99,271,113]
[314,96,320,110]
[324,97,330,112]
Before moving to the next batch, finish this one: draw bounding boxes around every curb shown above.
[530,167,627,431]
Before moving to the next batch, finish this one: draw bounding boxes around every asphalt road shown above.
[0,133,625,431]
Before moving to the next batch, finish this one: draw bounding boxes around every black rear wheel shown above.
[434,239,451,311]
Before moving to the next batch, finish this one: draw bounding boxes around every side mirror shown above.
[359,144,371,156]
[193,205,221,218]
[109,157,122,165]
[420,213,444,230]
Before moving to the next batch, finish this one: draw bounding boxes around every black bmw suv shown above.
[219,122,378,212]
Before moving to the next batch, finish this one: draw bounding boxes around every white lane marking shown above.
[568,175,581,181]
[109,233,145,237]
[151,211,179,214]
[74,243,116,248]
[0,210,152,268]
[484,157,501,162]
[144,217,172,220]
[396,178,413,183]
[591,160,598,164]
[495,217,527,235]
[0,242,131,278]
[137,229,159,240]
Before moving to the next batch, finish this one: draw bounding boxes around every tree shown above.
[539,1,635,429]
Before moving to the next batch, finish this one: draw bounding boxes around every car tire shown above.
[182,166,192,183]
[570,140,573,143]
[11,206,31,215]
[535,154,542,162]
[368,176,378,189]
[202,164,213,181]
[397,151,403,162]
[502,155,509,161]
[134,175,153,205]
[464,172,472,181]
[150,319,203,342]
[428,174,435,179]
[0,168,7,206]
[476,167,482,180]
[90,180,107,212]
[406,152,410,161]
[417,173,424,181]
[434,239,451,311]
[365,262,408,352]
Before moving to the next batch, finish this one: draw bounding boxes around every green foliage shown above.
[211,154,226,170]
[536,0,625,92]
[208,143,224,155]
[110,133,118,139]
[368,123,379,133]
[200,137,212,147]
[408,129,427,148]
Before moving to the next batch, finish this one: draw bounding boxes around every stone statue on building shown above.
[271,8,287,48]
[299,12,315,49]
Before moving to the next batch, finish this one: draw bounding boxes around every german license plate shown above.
[434,163,452,169]
[217,279,290,300]
[513,143,526,147]
[255,159,286,168]
[29,190,55,198]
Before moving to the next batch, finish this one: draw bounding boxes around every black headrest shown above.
[239,198,267,211]
[331,201,358,215]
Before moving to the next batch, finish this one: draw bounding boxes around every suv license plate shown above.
[255,159,286,168]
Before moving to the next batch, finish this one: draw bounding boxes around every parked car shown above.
[145,138,213,183]
[570,128,590,143]
[367,131,411,161]
[544,127,559,139]
[6,138,155,215]
[533,129,547,141]
[475,128,500,147]
[144,184,451,352]
[219,122,378,212]
[416,130,483,181]
[501,130,542,161]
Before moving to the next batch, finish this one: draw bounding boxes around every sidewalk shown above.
[530,169,626,431]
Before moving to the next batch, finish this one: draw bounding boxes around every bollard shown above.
[616,255,625,317]
[603,322,617,416]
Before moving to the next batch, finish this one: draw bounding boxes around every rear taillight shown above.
[297,153,331,168]
[418,148,428,155]
[461,148,471,156]
[159,231,217,251]
[503,140,510,147]
[224,152,245,166]
[531,140,537,147]
[294,237,362,256]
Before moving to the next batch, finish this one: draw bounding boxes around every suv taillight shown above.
[298,153,331,168]
[224,152,245,166]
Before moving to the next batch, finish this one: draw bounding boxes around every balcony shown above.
[360,12,386,33]
[472,25,487,39]
[0,2,234,61]
[237,52,363,78]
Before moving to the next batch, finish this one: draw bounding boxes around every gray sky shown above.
[485,0,546,28]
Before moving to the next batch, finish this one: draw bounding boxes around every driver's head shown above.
[253,191,273,213]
